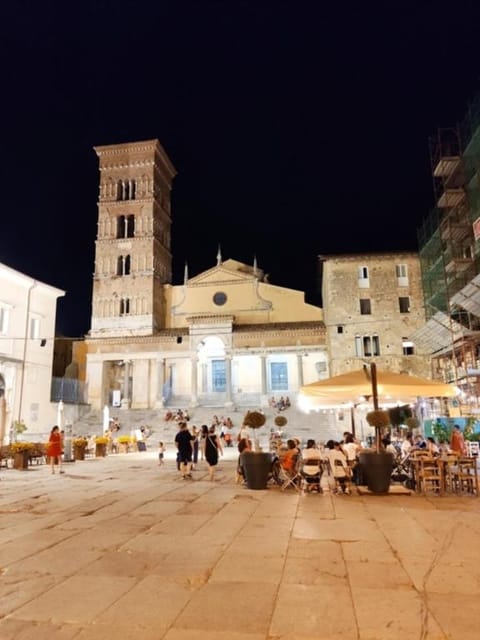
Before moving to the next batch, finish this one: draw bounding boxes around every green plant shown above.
[366,410,390,429]
[73,438,88,447]
[404,416,420,431]
[243,411,266,429]
[274,415,287,427]
[13,420,27,434]
[117,435,133,444]
[431,420,451,444]
[463,417,477,441]
[95,436,109,445]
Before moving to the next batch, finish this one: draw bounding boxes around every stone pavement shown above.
[1,449,479,640]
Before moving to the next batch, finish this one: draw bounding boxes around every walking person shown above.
[158,441,165,465]
[450,424,467,456]
[191,425,200,468]
[174,422,194,479]
[199,424,208,461]
[203,425,223,481]
[47,425,64,474]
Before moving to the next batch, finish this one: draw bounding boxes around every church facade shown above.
[83,140,327,411]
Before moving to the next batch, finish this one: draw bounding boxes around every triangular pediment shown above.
[188,260,256,285]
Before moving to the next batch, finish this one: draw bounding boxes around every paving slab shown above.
[0,450,479,640]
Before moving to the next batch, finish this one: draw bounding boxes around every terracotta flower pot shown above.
[74,446,86,461]
[95,443,107,457]
[13,451,30,470]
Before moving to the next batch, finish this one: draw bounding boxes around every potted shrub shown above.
[95,436,108,457]
[73,437,88,460]
[117,435,132,453]
[11,442,34,470]
[358,409,394,493]
[274,415,288,429]
[240,411,272,490]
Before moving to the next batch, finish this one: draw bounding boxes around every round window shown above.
[213,291,227,306]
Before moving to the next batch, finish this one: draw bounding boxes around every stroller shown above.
[391,452,415,490]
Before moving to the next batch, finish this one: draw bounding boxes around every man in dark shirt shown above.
[174,422,194,479]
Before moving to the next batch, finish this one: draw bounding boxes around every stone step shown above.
[71,405,339,444]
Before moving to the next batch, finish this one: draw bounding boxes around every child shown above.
[158,441,165,465]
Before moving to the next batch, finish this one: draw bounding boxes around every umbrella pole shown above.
[370,363,381,453]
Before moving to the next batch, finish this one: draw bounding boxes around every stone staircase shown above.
[71,404,341,445]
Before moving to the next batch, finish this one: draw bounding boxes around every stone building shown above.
[0,263,65,443]
[320,253,431,378]
[83,140,327,411]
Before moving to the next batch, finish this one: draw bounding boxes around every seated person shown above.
[302,439,320,461]
[302,439,323,491]
[281,439,299,472]
[324,440,350,494]
[236,437,252,483]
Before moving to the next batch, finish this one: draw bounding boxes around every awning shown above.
[450,273,480,317]
[409,310,472,355]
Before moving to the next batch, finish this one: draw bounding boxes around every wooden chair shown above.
[455,457,478,496]
[417,457,442,494]
[442,454,460,493]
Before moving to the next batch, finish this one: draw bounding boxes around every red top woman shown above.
[47,425,64,474]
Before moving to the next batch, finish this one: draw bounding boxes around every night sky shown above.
[1,1,480,336]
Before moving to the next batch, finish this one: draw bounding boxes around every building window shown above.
[315,361,327,374]
[116,180,137,201]
[396,264,409,286]
[30,317,40,340]
[337,325,343,334]
[358,265,370,289]
[117,255,131,276]
[355,335,380,357]
[270,362,288,391]
[212,359,226,391]
[402,338,415,355]
[360,298,371,315]
[119,298,130,315]
[399,296,410,313]
[0,306,8,334]
[117,214,135,238]
[213,291,227,306]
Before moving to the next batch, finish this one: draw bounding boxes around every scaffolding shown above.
[416,94,480,407]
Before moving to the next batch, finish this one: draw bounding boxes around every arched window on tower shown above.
[116,180,123,201]
[117,215,125,238]
[130,180,136,200]
[116,255,131,276]
[126,214,135,237]
[120,298,131,316]
[117,256,123,276]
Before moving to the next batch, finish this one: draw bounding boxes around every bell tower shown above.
[90,139,176,337]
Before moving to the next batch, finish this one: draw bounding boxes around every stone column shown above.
[155,358,165,409]
[121,361,131,409]
[260,354,269,408]
[225,355,234,409]
[297,353,304,388]
[190,357,198,407]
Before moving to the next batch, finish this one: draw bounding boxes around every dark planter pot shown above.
[241,451,272,490]
[13,451,30,470]
[95,443,107,458]
[137,441,146,452]
[358,451,394,494]
[73,446,85,461]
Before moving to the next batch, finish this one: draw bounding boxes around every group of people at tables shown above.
[237,425,474,492]
[237,430,358,493]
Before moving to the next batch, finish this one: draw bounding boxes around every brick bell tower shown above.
[90,139,176,337]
